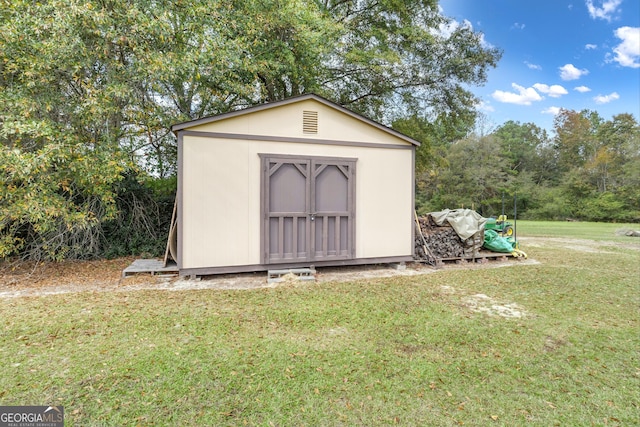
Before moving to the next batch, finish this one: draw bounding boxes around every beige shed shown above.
[169,94,419,276]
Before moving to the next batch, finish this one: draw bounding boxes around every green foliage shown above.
[9,0,637,259]
[522,187,574,221]
[101,173,176,259]
[553,109,598,171]
[0,136,126,260]
[553,111,640,221]
[1,0,502,260]
[577,192,638,223]
[393,111,475,173]
[419,113,640,222]
[492,120,553,181]
[0,0,133,259]
[418,134,515,216]
[319,0,502,121]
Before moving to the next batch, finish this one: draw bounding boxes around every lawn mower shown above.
[485,214,514,237]
[483,193,527,258]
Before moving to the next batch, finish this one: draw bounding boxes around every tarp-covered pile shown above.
[415,208,526,262]
[415,209,486,259]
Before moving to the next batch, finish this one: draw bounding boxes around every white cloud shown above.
[436,20,461,39]
[477,32,494,49]
[585,0,622,21]
[533,83,568,98]
[574,86,592,93]
[610,27,640,68]
[511,23,525,30]
[475,100,495,113]
[542,106,561,115]
[492,83,543,105]
[436,19,495,49]
[524,61,542,70]
[559,63,589,80]
[593,92,620,104]
[585,43,598,50]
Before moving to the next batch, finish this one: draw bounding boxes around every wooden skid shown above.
[435,252,512,265]
[122,259,179,278]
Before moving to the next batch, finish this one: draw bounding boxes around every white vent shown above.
[303,110,318,134]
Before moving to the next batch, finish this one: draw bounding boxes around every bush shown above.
[101,173,175,259]
[577,192,638,223]
[522,188,574,220]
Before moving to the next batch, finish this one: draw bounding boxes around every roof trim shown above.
[170,93,420,147]
[179,129,414,150]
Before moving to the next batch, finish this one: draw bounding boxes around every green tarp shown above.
[483,229,515,253]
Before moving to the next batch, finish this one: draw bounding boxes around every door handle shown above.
[309,212,317,221]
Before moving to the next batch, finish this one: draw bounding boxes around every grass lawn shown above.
[514,220,638,241]
[1,222,638,426]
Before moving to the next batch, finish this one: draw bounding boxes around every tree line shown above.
[405,109,640,223]
[1,1,636,262]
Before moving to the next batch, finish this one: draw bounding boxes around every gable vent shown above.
[303,110,318,134]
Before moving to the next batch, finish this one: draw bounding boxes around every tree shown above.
[1,0,503,260]
[0,0,327,258]
[1,0,131,259]
[553,109,599,172]
[552,110,640,221]
[317,0,501,123]
[392,111,476,213]
[419,112,639,222]
[493,120,553,182]
[589,113,640,193]
[392,110,475,172]
[425,134,514,216]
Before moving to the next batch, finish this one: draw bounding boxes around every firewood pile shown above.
[415,214,484,260]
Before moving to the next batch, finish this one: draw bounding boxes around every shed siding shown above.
[180,135,413,270]
[186,100,408,146]
[181,137,253,268]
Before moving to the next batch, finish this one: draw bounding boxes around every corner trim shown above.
[177,132,184,269]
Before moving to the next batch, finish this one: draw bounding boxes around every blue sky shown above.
[440,0,640,134]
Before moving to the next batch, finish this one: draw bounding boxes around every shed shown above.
[169,94,419,277]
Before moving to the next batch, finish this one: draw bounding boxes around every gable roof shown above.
[171,93,420,147]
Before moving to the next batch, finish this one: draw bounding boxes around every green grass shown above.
[515,220,639,241]
[1,222,639,426]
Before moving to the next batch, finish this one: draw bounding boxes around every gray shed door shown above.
[263,155,355,264]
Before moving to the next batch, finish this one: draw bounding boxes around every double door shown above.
[262,155,356,264]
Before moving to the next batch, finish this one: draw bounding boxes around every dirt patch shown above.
[616,228,640,238]
[0,257,535,298]
[0,258,133,298]
[462,293,527,318]
[518,236,640,253]
[543,335,568,352]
